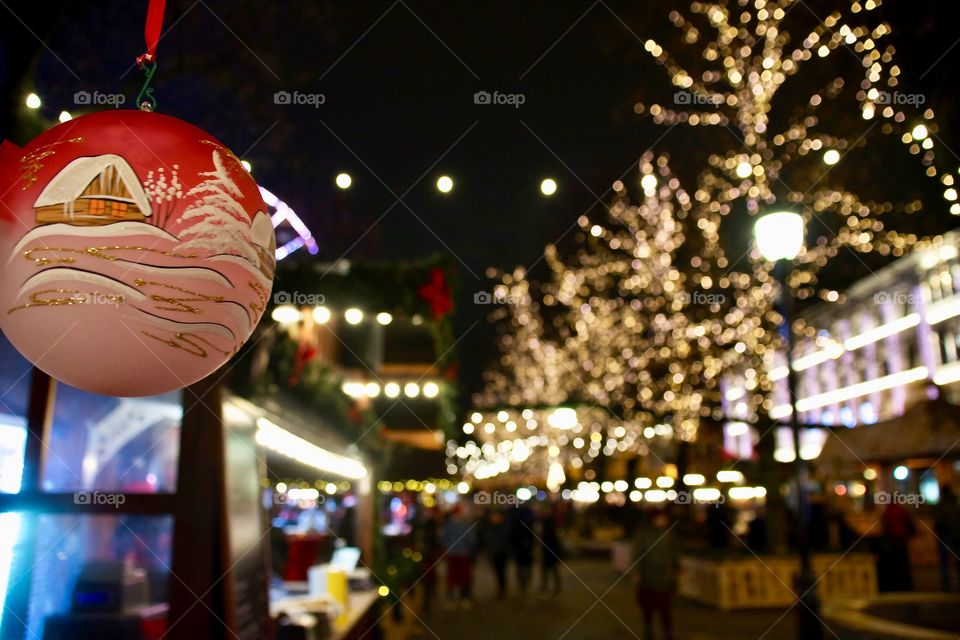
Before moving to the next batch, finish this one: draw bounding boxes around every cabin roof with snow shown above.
[34,154,152,217]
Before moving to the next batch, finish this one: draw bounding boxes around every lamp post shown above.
[754,211,822,640]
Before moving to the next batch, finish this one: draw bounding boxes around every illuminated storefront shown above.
[723,230,960,461]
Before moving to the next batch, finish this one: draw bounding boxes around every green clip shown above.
[137,61,158,112]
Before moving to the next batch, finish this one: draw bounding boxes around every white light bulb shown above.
[755,211,804,261]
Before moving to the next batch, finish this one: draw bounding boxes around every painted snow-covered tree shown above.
[175,150,261,267]
[143,165,183,229]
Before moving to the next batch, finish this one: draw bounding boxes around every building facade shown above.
[722,230,960,460]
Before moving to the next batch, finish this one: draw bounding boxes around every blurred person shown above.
[512,503,536,594]
[881,500,916,591]
[746,508,768,553]
[415,506,443,613]
[440,503,478,608]
[933,484,960,592]
[538,503,563,597]
[633,510,679,640]
[706,499,732,549]
[809,496,829,550]
[482,507,512,598]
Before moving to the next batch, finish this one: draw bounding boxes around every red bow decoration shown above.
[289,342,317,385]
[417,267,453,319]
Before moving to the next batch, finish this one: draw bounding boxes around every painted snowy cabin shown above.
[34,155,152,226]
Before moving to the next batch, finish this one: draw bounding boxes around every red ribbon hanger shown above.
[138,0,167,67]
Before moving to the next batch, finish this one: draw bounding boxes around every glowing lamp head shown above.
[754,211,804,261]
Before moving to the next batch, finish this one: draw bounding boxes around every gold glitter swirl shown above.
[19,138,84,189]
[134,279,224,314]
[8,288,124,314]
[248,280,267,314]
[23,245,197,267]
[140,331,234,358]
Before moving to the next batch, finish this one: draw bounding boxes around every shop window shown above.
[23,514,173,639]
[906,339,921,369]
[0,334,29,496]
[42,385,181,494]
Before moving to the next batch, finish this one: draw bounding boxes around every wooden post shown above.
[168,376,227,640]
[20,368,55,492]
[356,473,375,565]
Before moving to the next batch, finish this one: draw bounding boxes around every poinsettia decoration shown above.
[417,267,453,319]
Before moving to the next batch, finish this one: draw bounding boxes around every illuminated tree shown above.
[544,152,735,441]
[464,0,959,483]
[476,272,574,409]
[633,0,958,420]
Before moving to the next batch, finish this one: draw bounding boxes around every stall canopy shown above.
[819,397,960,464]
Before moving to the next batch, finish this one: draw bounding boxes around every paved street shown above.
[403,557,802,640]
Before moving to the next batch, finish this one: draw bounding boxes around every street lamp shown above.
[754,210,822,640]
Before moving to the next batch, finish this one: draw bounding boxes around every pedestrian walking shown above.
[482,507,512,598]
[933,484,960,592]
[441,503,478,608]
[415,506,443,614]
[512,504,536,594]
[633,510,679,640]
[538,503,563,596]
[880,500,916,591]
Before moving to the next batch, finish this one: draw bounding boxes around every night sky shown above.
[2,0,958,396]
